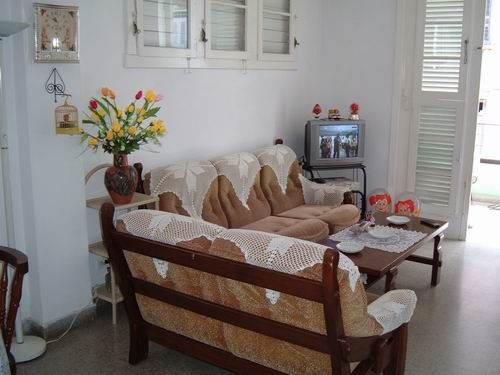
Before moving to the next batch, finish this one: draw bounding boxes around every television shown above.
[304,119,365,167]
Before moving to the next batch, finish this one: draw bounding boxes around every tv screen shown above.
[304,120,365,167]
[318,124,360,159]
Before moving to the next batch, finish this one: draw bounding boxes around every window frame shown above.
[257,0,296,62]
[135,0,198,58]
[204,0,254,60]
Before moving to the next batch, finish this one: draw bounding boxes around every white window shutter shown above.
[258,0,296,61]
[136,0,196,58]
[408,0,469,218]
[205,0,250,59]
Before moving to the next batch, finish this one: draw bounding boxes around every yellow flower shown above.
[150,122,160,133]
[137,116,144,123]
[145,89,156,102]
[97,108,106,117]
[111,121,121,133]
[116,108,122,118]
[136,107,146,115]
[106,131,113,141]
[118,130,124,137]
[101,87,110,97]
[158,124,166,135]
[128,126,137,135]
[88,138,98,146]
[127,104,135,113]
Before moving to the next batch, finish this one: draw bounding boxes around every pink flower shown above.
[135,90,143,100]
[154,94,164,102]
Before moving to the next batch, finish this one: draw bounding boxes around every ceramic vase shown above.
[104,154,138,204]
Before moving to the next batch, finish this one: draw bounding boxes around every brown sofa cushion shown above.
[242,216,329,243]
[217,174,272,228]
[278,204,360,234]
[144,168,229,228]
[259,162,305,214]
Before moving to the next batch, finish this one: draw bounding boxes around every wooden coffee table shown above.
[321,213,449,292]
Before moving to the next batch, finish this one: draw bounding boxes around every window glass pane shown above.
[263,0,290,13]
[263,12,290,54]
[211,3,246,51]
[143,0,188,49]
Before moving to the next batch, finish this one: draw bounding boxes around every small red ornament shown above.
[312,104,322,118]
[89,100,98,110]
[135,90,143,100]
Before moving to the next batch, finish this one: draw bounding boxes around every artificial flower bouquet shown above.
[80,87,166,155]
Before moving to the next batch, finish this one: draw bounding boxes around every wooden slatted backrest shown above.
[0,247,28,352]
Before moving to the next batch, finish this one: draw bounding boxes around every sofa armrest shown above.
[367,290,417,334]
[299,175,350,207]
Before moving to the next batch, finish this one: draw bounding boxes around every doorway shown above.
[468,0,500,242]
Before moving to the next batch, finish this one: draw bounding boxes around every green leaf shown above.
[103,98,117,113]
[144,107,160,118]
[82,119,96,124]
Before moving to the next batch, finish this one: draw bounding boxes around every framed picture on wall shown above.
[34,3,79,63]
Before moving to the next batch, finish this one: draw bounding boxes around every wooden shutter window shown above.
[142,0,189,49]
[421,0,465,93]
[262,0,291,54]
[415,106,457,206]
[210,0,247,51]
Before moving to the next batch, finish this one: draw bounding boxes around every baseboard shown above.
[21,304,97,341]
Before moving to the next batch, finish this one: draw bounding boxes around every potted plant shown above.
[80,88,166,204]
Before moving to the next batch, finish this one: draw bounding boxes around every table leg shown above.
[431,233,444,286]
[385,268,398,292]
[111,266,117,325]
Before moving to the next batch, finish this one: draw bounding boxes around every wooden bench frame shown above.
[101,201,409,375]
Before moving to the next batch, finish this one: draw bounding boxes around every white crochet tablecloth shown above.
[330,225,427,253]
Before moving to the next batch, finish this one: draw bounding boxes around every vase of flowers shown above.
[81,87,166,204]
[349,102,360,120]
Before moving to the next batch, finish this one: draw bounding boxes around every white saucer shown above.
[387,215,410,225]
[368,227,394,239]
[336,241,364,254]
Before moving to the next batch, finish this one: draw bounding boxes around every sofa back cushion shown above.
[208,229,383,338]
[254,145,305,214]
[212,153,272,228]
[146,160,228,228]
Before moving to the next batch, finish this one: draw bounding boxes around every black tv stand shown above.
[302,163,367,214]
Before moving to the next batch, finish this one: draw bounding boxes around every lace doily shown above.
[118,210,225,279]
[330,226,427,253]
[212,152,261,209]
[216,229,360,303]
[253,145,296,193]
[299,174,348,207]
[367,290,417,334]
[149,161,218,219]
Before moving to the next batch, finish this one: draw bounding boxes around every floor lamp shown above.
[0,20,47,362]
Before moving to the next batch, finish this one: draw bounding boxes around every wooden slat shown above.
[133,278,331,353]
[146,323,285,375]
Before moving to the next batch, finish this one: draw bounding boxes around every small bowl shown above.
[336,241,364,254]
[368,227,394,239]
[387,215,410,225]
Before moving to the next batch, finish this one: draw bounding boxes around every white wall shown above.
[319,0,397,192]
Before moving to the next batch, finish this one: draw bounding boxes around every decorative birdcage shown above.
[55,95,79,135]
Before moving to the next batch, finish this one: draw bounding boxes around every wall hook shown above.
[45,68,66,103]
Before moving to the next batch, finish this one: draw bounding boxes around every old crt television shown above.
[305,119,365,166]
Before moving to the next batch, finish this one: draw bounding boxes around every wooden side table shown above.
[86,193,159,324]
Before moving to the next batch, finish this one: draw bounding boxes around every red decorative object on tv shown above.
[312,104,322,119]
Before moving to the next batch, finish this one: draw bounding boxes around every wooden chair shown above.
[0,246,28,375]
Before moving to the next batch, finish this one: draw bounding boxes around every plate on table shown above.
[336,241,364,254]
[387,215,410,225]
[368,227,394,239]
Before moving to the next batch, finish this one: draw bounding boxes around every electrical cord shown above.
[46,300,94,344]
